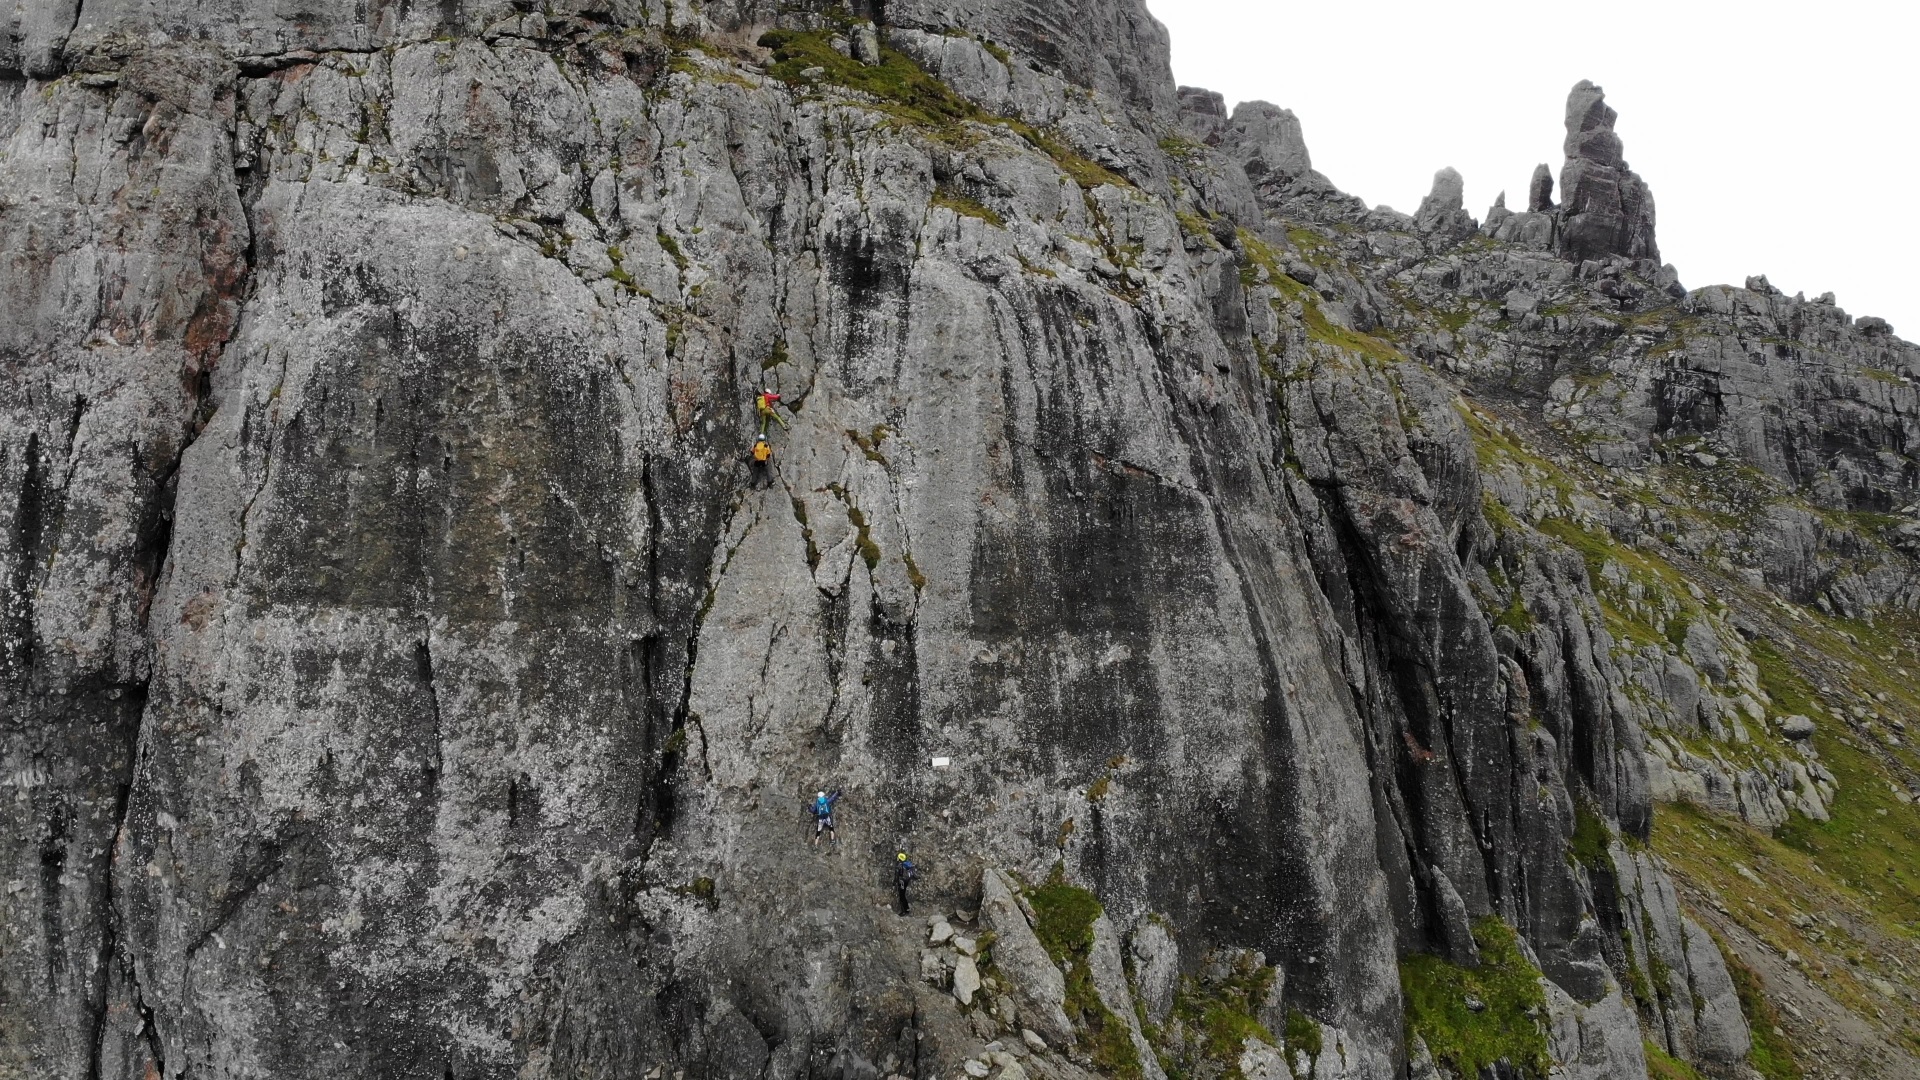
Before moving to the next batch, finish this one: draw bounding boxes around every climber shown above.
[756,389,789,434]
[811,789,842,847]
[749,435,774,489]
[893,851,917,915]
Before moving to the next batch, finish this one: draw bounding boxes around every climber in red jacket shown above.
[756,389,788,434]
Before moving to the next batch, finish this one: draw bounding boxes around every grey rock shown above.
[1781,714,1817,739]
[1087,915,1166,1080]
[954,954,984,1006]
[1428,868,1482,966]
[850,22,882,65]
[1544,981,1650,1080]
[926,949,955,986]
[1681,915,1752,1065]
[1237,1037,1289,1080]
[1223,100,1325,187]
[1126,919,1180,1025]
[1177,85,1230,143]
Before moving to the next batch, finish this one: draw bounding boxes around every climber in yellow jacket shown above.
[749,435,774,489]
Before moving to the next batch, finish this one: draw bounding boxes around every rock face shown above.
[4,3,1915,1080]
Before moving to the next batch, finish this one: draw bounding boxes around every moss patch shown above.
[1401,918,1551,1080]
[1570,798,1614,872]
[1165,952,1278,1079]
[845,505,882,570]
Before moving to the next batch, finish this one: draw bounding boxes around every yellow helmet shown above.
[896,851,907,861]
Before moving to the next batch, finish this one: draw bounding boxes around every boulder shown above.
[979,871,1074,1046]
[954,955,983,1006]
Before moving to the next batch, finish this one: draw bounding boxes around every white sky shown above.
[1151,0,1919,336]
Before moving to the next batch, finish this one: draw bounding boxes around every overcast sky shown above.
[1151,0,1918,337]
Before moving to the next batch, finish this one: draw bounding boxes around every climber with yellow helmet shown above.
[893,851,917,914]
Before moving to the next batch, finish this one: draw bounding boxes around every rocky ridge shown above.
[3,3,1918,1080]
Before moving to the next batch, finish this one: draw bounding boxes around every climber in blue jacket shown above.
[811,789,842,847]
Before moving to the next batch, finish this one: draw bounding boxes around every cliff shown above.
[4,3,1917,1080]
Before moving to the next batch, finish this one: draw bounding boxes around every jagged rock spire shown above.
[1415,166,1477,239]
[1528,163,1555,212]
[1554,80,1659,264]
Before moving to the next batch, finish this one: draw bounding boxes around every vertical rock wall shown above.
[9,2,1907,1079]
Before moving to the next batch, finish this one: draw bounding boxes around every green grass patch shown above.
[1723,946,1804,1080]
[1159,134,1206,164]
[1237,228,1403,365]
[1652,799,1919,1055]
[1285,225,1335,266]
[1176,210,1220,247]
[1456,406,1574,496]
[1024,867,1143,1079]
[1644,1040,1708,1080]
[758,29,1125,188]
[1528,513,1707,654]
[846,426,891,465]
[1283,1008,1322,1064]
[1401,918,1551,1080]
[760,29,979,127]
[657,230,688,274]
[1494,590,1536,634]
[930,185,1005,227]
[1775,723,1920,927]
[762,339,791,371]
